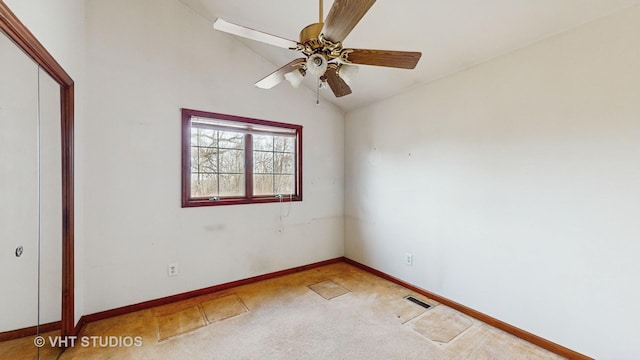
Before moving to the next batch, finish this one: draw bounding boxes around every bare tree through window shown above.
[253,135,295,196]
[190,128,245,198]
[182,109,302,207]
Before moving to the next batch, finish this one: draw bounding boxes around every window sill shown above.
[182,195,302,208]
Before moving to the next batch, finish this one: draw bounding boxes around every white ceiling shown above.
[177,0,639,112]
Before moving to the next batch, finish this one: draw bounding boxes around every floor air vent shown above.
[404,295,432,309]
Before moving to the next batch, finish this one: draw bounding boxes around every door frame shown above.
[0,1,75,340]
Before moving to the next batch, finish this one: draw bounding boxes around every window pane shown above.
[219,174,244,196]
[253,135,273,151]
[191,127,200,146]
[274,175,294,194]
[199,128,217,147]
[190,147,199,172]
[219,131,243,149]
[191,127,217,147]
[253,151,274,173]
[274,136,294,152]
[219,149,244,173]
[199,147,218,173]
[274,152,294,174]
[254,175,274,196]
[191,173,217,198]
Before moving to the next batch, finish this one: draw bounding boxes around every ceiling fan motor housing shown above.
[300,23,323,44]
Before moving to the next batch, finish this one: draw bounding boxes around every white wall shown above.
[3,0,86,327]
[345,6,640,360]
[4,0,85,78]
[82,0,344,314]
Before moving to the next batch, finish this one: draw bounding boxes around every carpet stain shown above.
[391,295,434,324]
[308,280,351,300]
[201,294,249,324]
[408,305,473,344]
[156,306,206,341]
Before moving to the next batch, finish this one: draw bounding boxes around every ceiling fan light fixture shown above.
[284,69,305,88]
[338,63,359,86]
[214,0,421,100]
[307,53,328,78]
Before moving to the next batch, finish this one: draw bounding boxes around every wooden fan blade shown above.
[322,0,376,43]
[255,58,306,89]
[213,18,299,49]
[344,49,422,69]
[324,66,352,97]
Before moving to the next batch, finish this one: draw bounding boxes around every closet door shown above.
[0,29,39,336]
[38,67,62,332]
[1,4,74,354]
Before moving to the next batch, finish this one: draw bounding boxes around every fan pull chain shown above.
[316,78,320,106]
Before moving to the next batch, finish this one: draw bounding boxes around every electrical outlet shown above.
[405,253,413,266]
[167,262,179,277]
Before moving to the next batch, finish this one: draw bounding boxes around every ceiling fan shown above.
[213,0,422,98]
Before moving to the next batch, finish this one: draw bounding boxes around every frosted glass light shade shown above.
[307,54,328,78]
[284,69,305,88]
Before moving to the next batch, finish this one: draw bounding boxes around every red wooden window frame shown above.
[181,108,303,207]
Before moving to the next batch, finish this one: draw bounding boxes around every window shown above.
[182,109,302,207]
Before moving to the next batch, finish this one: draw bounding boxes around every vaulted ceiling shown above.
[177,0,639,112]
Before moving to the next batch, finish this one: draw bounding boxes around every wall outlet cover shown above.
[168,262,179,276]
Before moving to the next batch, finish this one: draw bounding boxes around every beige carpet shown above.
[3,262,565,359]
